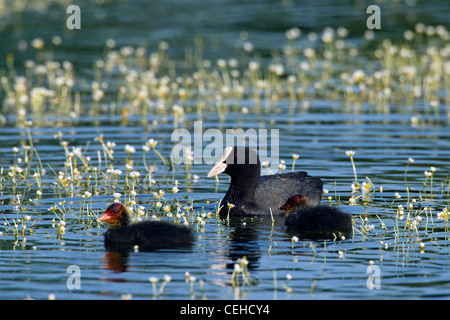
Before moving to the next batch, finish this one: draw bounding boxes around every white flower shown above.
[337,27,349,38]
[58,221,66,234]
[84,191,92,198]
[248,61,260,72]
[129,171,141,179]
[72,147,82,157]
[31,38,44,49]
[243,41,254,52]
[321,28,334,43]
[361,182,371,193]
[351,182,360,193]
[106,141,116,149]
[351,70,365,83]
[113,192,122,200]
[125,144,136,154]
[345,150,356,157]
[286,27,301,40]
[304,47,315,58]
[437,208,448,220]
[172,104,184,116]
[148,139,158,148]
[149,277,159,284]
[92,89,104,102]
[217,58,226,68]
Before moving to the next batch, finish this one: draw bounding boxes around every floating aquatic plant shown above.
[2,23,449,127]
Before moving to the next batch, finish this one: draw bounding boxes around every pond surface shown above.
[0,0,449,300]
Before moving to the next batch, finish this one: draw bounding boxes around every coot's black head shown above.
[207,146,260,179]
[280,195,310,213]
[100,203,129,228]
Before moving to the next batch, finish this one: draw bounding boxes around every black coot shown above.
[280,195,353,234]
[208,146,323,217]
[100,203,194,250]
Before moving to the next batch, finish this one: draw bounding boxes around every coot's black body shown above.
[100,203,194,251]
[208,146,323,217]
[104,221,194,250]
[285,206,353,234]
[281,195,352,235]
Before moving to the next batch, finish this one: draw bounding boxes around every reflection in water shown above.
[226,217,263,270]
[103,251,130,274]
[224,216,287,270]
[101,243,194,273]
[224,212,355,271]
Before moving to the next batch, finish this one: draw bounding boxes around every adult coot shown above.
[208,146,323,217]
[100,203,194,250]
[280,195,353,234]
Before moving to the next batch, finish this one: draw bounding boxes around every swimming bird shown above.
[100,203,194,251]
[280,195,352,234]
[207,146,323,217]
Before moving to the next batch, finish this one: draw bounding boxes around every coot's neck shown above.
[224,165,260,206]
[111,211,130,229]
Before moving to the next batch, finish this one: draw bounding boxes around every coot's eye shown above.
[234,153,237,159]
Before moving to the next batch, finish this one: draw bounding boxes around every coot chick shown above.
[100,203,194,251]
[208,146,323,217]
[281,195,352,235]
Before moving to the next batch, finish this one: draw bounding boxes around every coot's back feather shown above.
[101,203,194,251]
[285,206,352,234]
[280,195,352,235]
[104,221,194,250]
[254,172,323,215]
[208,146,323,217]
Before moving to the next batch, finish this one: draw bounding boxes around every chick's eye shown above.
[114,209,119,214]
